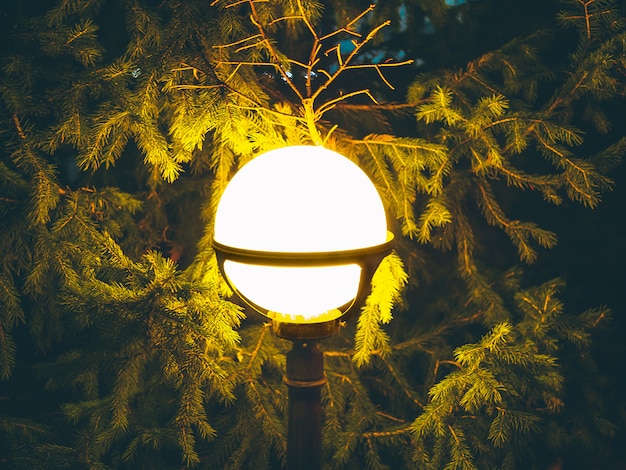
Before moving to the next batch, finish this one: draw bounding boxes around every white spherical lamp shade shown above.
[213,145,390,324]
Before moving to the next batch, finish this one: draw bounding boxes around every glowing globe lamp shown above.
[212,145,393,339]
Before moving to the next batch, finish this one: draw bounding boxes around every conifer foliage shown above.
[0,0,624,468]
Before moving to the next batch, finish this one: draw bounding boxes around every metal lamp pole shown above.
[284,341,325,470]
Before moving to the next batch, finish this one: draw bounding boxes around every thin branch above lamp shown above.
[212,145,394,340]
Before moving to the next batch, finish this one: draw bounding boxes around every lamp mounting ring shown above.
[212,232,394,267]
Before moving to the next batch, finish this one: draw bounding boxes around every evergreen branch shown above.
[246,378,286,454]
[451,203,477,279]
[558,0,621,41]
[44,0,105,26]
[446,424,477,470]
[242,324,270,378]
[0,323,17,380]
[417,199,453,243]
[111,349,146,431]
[132,118,182,183]
[80,109,132,171]
[211,33,264,50]
[391,322,457,357]
[359,140,400,205]
[474,181,510,231]
[335,102,419,112]
[411,317,565,467]
[245,0,304,101]
[295,0,316,38]
[65,19,97,45]
[362,425,413,439]
[351,135,448,156]
[493,165,562,204]
[467,71,502,96]
[417,86,466,126]
[12,144,60,227]
[351,134,449,237]
[378,355,424,409]
[474,179,557,262]
[12,114,27,139]
[353,254,407,367]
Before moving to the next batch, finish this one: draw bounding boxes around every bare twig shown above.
[201,1,413,143]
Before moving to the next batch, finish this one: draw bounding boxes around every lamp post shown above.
[212,145,393,469]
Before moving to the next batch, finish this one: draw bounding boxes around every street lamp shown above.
[212,145,393,469]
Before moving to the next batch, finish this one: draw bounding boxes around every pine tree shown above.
[0,0,624,468]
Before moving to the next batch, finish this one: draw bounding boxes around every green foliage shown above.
[409,278,611,469]
[353,252,408,367]
[0,0,624,468]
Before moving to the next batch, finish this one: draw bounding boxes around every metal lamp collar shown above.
[212,232,394,340]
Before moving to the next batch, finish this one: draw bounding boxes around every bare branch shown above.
[319,3,376,41]
[316,89,379,117]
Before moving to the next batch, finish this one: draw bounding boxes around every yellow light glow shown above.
[213,145,388,321]
[223,261,361,322]
[213,146,387,252]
